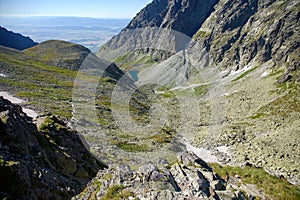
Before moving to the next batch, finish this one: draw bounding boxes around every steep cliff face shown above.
[195,0,299,73]
[100,0,299,75]
[99,0,219,57]
[0,97,107,199]
[0,26,38,50]
[125,0,218,37]
[125,0,169,29]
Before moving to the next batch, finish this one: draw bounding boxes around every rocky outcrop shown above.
[73,152,265,200]
[0,97,107,200]
[0,26,38,50]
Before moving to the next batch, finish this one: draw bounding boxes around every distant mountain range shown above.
[0,16,130,27]
[0,26,37,50]
[0,16,130,52]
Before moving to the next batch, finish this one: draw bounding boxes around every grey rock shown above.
[157,157,169,165]
[211,180,226,191]
[150,170,165,181]
[138,162,158,174]
[236,191,246,200]
[73,151,271,199]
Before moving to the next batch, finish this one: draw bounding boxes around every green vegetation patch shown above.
[0,53,78,118]
[250,113,267,119]
[103,173,113,181]
[39,115,67,134]
[268,69,284,77]
[232,66,259,82]
[150,133,172,144]
[194,85,209,97]
[112,141,150,152]
[259,84,300,118]
[100,77,116,84]
[160,91,176,98]
[115,52,155,70]
[149,127,176,144]
[210,163,300,200]
[194,30,207,38]
[114,53,130,63]
[102,185,137,200]
[159,84,209,99]
[0,156,19,167]
[88,179,102,199]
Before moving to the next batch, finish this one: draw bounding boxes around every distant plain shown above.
[0,16,130,52]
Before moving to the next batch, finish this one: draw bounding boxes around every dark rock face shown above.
[217,0,258,32]
[125,0,169,29]
[99,0,219,58]
[0,26,38,50]
[125,0,218,37]
[0,97,107,200]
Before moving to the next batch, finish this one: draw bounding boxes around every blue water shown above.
[129,70,139,82]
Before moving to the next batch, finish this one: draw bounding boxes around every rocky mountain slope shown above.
[0,97,107,199]
[101,0,218,53]
[0,26,38,50]
[194,0,299,75]
[99,0,299,79]
[97,0,300,192]
[0,39,151,166]
[73,152,268,200]
[0,40,136,118]
[0,38,153,199]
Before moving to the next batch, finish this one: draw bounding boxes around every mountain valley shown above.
[0,0,300,199]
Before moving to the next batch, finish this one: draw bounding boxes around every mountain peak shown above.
[124,0,218,37]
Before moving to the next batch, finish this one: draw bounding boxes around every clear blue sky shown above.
[0,0,152,18]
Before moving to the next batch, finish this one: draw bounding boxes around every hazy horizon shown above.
[0,16,131,52]
[0,15,131,20]
[0,0,152,18]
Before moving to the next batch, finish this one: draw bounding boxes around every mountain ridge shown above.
[0,26,38,50]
